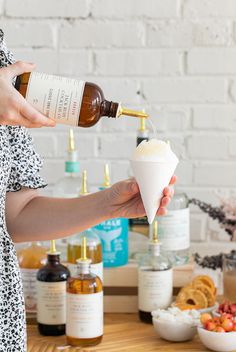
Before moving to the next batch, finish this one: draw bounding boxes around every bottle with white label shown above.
[53,129,81,260]
[66,237,103,347]
[138,221,173,324]
[150,192,190,266]
[15,71,148,127]
[37,240,70,336]
[67,170,103,281]
[17,241,47,314]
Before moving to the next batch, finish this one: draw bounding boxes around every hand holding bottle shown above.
[0,61,55,128]
[105,176,176,220]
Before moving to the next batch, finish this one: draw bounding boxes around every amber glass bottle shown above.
[15,72,148,127]
[37,240,70,336]
[66,238,103,347]
[17,241,47,313]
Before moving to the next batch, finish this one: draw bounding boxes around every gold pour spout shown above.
[153,221,159,244]
[68,128,75,152]
[81,237,87,261]
[103,163,111,188]
[117,106,149,119]
[50,240,57,254]
[80,170,89,196]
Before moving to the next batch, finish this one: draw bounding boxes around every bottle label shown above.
[93,218,128,267]
[156,208,190,251]
[68,262,103,282]
[66,291,103,339]
[25,72,85,126]
[20,268,38,313]
[37,281,67,325]
[138,268,173,312]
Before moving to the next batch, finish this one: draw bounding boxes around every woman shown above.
[0,29,176,351]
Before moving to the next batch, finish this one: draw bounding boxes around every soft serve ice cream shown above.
[131,139,179,224]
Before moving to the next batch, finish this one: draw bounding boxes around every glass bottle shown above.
[93,164,129,267]
[15,71,148,127]
[150,192,190,266]
[66,237,103,347]
[67,170,103,281]
[53,129,81,260]
[36,240,70,336]
[138,221,173,324]
[17,241,47,313]
[129,117,150,237]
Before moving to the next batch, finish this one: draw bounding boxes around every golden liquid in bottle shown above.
[67,274,103,346]
[67,243,102,265]
[17,242,47,269]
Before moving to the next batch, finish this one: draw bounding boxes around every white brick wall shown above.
[1,0,236,251]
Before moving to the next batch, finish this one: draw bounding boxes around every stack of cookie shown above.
[175,275,217,310]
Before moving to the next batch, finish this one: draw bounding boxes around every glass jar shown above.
[223,256,236,301]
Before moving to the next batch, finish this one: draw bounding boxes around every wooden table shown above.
[28,314,215,352]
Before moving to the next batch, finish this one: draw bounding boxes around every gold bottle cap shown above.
[68,128,75,152]
[103,163,111,188]
[80,170,89,196]
[47,239,60,255]
[116,104,149,119]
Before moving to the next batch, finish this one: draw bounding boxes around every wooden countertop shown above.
[28,314,213,352]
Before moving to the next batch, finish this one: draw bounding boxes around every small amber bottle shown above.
[15,71,148,127]
[66,237,103,347]
[37,240,70,336]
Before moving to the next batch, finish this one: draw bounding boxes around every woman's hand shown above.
[0,61,55,128]
[106,176,177,219]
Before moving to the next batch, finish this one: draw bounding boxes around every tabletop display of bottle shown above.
[66,237,103,347]
[67,170,103,281]
[17,242,48,314]
[129,117,150,237]
[93,164,129,267]
[150,192,190,266]
[15,71,148,127]
[36,240,70,336]
[53,129,81,260]
[138,221,173,324]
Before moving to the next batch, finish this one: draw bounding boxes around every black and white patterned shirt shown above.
[0,29,46,351]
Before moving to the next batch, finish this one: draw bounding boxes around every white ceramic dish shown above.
[197,327,236,352]
[153,318,197,342]
[198,303,218,314]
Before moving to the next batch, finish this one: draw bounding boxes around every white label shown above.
[157,208,190,251]
[37,281,66,325]
[26,72,85,126]
[66,292,103,339]
[68,262,103,282]
[138,269,173,312]
[21,268,38,313]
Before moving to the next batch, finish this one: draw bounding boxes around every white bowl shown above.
[153,318,197,342]
[198,303,218,314]
[197,327,236,352]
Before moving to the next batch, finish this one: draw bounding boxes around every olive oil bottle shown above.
[67,170,103,281]
[138,221,173,323]
[37,240,70,336]
[15,72,148,127]
[66,237,103,347]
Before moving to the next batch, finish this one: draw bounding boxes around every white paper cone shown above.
[131,160,178,224]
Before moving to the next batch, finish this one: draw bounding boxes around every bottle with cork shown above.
[67,170,103,281]
[93,164,129,267]
[66,237,103,347]
[15,72,148,127]
[138,221,173,324]
[36,240,70,336]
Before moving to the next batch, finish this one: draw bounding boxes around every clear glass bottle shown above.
[138,221,173,324]
[37,240,70,336]
[129,117,149,237]
[66,237,103,347]
[53,129,81,260]
[93,164,129,267]
[67,170,103,281]
[15,71,148,127]
[17,242,48,313]
[150,192,190,266]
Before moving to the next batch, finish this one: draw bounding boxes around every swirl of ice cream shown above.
[131,139,179,163]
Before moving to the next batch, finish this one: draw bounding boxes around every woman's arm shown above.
[5,177,176,243]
